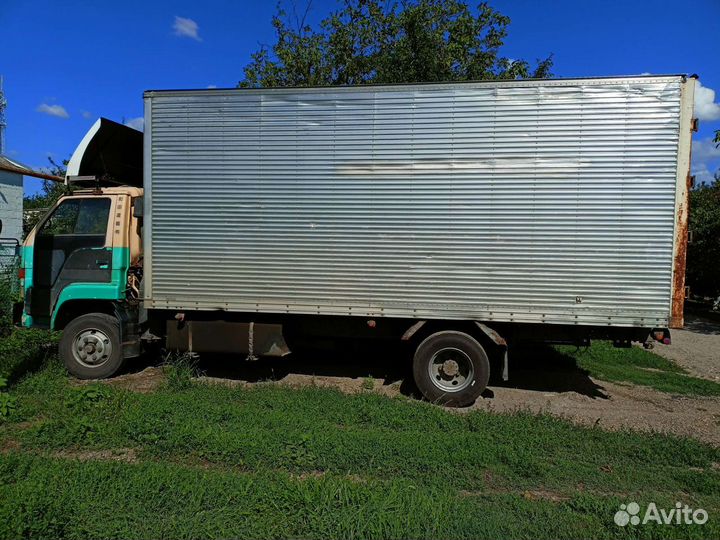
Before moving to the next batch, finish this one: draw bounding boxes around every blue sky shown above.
[2,0,719,195]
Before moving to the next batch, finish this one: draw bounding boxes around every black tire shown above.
[412,330,490,407]
[59,313,124,379]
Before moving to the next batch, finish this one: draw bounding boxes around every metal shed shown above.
[0,156,62,268]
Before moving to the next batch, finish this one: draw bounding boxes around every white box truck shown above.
[14,74,696,405]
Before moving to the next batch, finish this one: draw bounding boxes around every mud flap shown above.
[115,304,141,359]
[475,322,509,381]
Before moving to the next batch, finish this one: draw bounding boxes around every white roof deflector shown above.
[66,117,143,187]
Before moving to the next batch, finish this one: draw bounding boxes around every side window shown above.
[39,198,111,237]
[75,198,112,234]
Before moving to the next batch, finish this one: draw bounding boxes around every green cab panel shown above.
[50,247,130,328]
[19,245,34,327]
[22,246,129,330]
[21,193,129,330]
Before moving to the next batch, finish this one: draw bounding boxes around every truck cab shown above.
[19,187,143,373]
[20,186,143,327]
[17,118,145,377]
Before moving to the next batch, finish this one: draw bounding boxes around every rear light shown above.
[651,328,671,345]
[18,267,25,280]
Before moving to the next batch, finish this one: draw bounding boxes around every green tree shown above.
[687,174,720,300]
[241,0,552,88]
[686,128,720,303]
[23,157,68,236]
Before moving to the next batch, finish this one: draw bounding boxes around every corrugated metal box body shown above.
[144,76,692,327]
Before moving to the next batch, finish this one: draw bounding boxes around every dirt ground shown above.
[464,314,720,445]
[650,315,720,381]
[113,315,720,446]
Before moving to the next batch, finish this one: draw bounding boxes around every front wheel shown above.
[412,331,490,407]
[60,313,124,379]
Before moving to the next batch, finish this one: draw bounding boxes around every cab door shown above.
[28,196,113,322]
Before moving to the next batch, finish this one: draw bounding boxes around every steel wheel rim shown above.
[428,347,474,392]
[72,328,113,368]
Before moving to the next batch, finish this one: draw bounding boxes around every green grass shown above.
[0,452,681,540]
[557,341,720,396]
[1,360,718,539]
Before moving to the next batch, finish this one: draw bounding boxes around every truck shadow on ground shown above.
[499,346,608,399]
[682,314,720,335]
[129,341,608,400]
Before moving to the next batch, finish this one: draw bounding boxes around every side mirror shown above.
[133,197,144,218]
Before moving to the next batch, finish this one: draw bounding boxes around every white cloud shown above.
[124,117,144,131]
[693,137,720,162]
[694,81,720,122]
[207,84,217,89]
[691,137,720,185]
[692,162,717,186]
[173,16,201,41]
[81,110,93,119]
[36,103,69,119]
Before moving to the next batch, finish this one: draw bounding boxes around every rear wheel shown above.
[412,331,490,407]
[60,313,124,379]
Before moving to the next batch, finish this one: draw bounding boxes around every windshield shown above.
[38,198,111,237]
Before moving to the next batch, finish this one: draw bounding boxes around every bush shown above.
[0,376,16,421]
[0,248,59,385]
[0,328,59,384]
[0,260,19,334]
